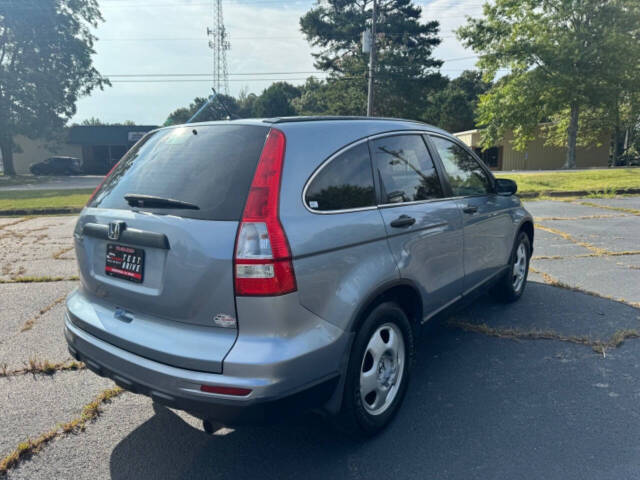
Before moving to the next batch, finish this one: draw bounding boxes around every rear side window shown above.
[89,125,269,221]
[430,136,492,196]
[305,142,376,211]
[371,135,443,204]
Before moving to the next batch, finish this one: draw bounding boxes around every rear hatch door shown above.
[71,124,270,373]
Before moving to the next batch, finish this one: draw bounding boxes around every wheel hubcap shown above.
[512,242,527,292]
[360,323,405,416]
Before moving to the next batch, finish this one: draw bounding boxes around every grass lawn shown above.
[0,188,93,213]
[0,168,638,213]
[496,168,640,196]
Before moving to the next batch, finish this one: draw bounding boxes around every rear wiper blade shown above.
[124,194,200,210]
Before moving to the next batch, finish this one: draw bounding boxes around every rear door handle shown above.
[390,215,416,228]
[462,205,478,214]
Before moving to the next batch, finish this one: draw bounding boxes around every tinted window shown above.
[89,125,269,221]
[305,143,375,211]
[371,135,443,204]
[431,136,492,196]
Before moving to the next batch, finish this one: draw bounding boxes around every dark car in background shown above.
[30,156,83,175]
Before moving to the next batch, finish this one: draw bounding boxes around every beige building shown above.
[454,127,610,171]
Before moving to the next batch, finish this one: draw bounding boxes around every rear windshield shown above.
[89,124,269,221]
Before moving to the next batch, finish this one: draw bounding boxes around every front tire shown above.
[492,231,531,303]
[337,302,414,437]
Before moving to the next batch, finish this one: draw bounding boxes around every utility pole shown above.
[366,0,377,117]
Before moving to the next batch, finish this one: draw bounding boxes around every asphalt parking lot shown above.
[1,197,639,479]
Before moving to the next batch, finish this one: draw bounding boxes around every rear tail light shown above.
[86,160,120,206]
[234,129,297,296]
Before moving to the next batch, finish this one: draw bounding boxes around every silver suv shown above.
[65,117,533,436]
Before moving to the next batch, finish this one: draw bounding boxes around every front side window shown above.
[430,136,492,196]
[305,142,376,211]
[371,135,443,204]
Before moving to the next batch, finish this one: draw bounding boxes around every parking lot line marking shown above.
[0,387,124,476]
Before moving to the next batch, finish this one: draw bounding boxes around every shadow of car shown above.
[29,156,83,175]
[107,282,640,480]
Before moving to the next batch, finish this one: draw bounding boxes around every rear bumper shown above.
[64,308,348,424]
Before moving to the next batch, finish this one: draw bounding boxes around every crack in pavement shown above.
[0,276,79,285]
[533,251,640,261]
[0,218,33,230]
[51,247,74,260]
[0,387,124,476]
[447,320,640,356]
[572,201,640,216]
[535,224,612,256]
[20,296,67,332]
[534,214,630,221]
[0,360,85,378]
[529,266,640,309]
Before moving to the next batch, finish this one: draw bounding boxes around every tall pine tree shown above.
[300,0,444,119]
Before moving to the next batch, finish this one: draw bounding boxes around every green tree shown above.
[425,70,491,132]
[458,0,640,168]
[252,82,300,117]
[300,0,443,119]
[236,88,258,118]
[164,94,239,126]
[293,76,367,116]
[0,0,108,175]
[77,117,137,126]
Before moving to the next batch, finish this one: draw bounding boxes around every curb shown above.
[0,207,83,217]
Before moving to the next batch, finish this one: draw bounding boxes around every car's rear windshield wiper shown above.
[124,194,200,210]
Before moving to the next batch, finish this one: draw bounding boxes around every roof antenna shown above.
[211,87,234,120]
[186,87,234,124]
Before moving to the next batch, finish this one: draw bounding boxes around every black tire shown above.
[336,302,414,437]
[492,231,531,303]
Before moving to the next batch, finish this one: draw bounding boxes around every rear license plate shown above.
[105,244,145,283]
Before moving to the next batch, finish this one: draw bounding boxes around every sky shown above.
[73,0,486,125]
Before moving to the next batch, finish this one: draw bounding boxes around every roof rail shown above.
[263,116,428,125]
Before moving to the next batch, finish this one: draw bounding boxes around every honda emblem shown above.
[108,221,126,241]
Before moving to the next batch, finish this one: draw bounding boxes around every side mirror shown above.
[495,178,517,196]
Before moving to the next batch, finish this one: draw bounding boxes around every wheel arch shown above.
[349,279,423,336]
[518,220,534,252]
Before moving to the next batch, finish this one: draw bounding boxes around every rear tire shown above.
[336,302,414,437]
[492,231,531,303]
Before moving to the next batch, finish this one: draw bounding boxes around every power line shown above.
[97,33,461,42]
[109,77,360,83]
[97,0,487,8]
[103,57,478,78]
[105,71,323,77]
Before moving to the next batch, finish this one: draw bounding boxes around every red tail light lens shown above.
[234,128,297,296]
